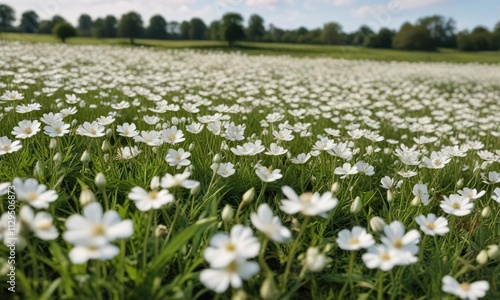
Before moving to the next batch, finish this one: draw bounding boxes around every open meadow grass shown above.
[0,40,499,299]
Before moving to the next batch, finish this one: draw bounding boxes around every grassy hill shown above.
[1,32,499,63]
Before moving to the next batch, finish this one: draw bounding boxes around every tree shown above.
[367,28,394,48]
[53,22,76,43]
[321,22,343,45]
[417,15,456,48]
[189,18,207,40]
[180,21,190,39]
[118,12,143,44]
[0,4,15,32]
[104,15,118,37]
[20,10,39,34]
[92,18,106,38]
[39,15,66,34]
[208,20,221,40]
[392,23,436,51]
[78,14,93,36]
[167,21,180,39]
[492,21,500,50]
[221,13,245,46]
[146,15,168,39]
[247,14,265,41]
[351,25,374,46]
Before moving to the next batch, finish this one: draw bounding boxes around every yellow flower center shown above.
[460,282,471,291]
[452,202,460,209]
[380,252,391,261]
[3,145,10,151]
[92,224,105,236]
[90,129,97,135]
[300,192,313,202]
[426,222,435,230]
[225,242,236,252]
[393,239,403,248]
[148,190,158,199]
[169,134,175,141]
[349,237,359,245]
[225,260,238,273]
[25,128,33,134]
[37,220,52,230]
[27,192,38,201]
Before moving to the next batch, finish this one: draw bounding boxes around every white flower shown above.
[115,146,141,160]
[422,151,451,169]
[337,226,375,251]
[412,183,430,205]
[68,244,120,264]
[442,276,489,300]
[116,123,139,137]
[255,166,282,182]
[63,202,133,247]
[381,221,420,264]
[334,163,358,179]
[76,121,105,137]
[441,194,474,216]
[128,187,174,211]
[40,112,63,126]
[165,148,191,169]
[290,153,311,164]
[211,162,236,178]
[0,136,22,155]
[185,122,204,134]
[354,161,375,176]
[415,214,449,236]
[134,130,162,146]
[457,188,486,200]
[143,115,160,125]
[230,140,265,156]
[492,187,500,203]
[203,225,260,268]
[200,258,259,293]
[250,204,291,243]
[272,128,294,141]
[12,120,41,139]
[265,143,287,156]
[13,178,58,209]
[44,121,70,137]
[160,171,200,189]
[0,90,24,101]
[161,126,185,144]
[304,247,332,272]
[280,186,338,217]
[96,116,115,126]
[19,206,58,240]
[362,244,403,271]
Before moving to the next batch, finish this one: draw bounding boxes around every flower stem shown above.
[282,216,310,290]
[377,270,385,300]
[142,211,153,270]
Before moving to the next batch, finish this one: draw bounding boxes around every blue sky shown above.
[5,0,499,32]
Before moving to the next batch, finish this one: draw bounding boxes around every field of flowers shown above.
[0,41,499,299]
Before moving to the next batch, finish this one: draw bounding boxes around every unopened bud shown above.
[190,184,200,195]
[481,206,491,218]
[456,178,464,189]
[243,187,255,203]
[387,190,394,202]
[476,250,488,265]
[260,276,278,300]
[331,182,340,194]
[80,187,96,206]
[101,140,110,151]
[411,196,420,206]
[222,205,234,223]
[81,150,90,163]
[150,176,160,190]
[49,138,57,149]
[95,172,106,188]
[350,196,362,214]
[106,128,113,137]
[33,161,44,179]
[370,216,386,233]
[53,152,62,164]
[213,153,221,164]
[486,245,500,259]
[188,143,195,152]
[155,224,168,237]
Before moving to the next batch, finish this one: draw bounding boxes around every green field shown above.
[1,32,499,63]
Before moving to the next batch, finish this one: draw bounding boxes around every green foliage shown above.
[0,4,15,32]
[208,21,222,40]
[146,15,168,40]
[221,12,245,46]
[78,14,93,37]
[20,10,39,34]
[393,23,436,51]
[321,22,343,45]
[247,14,265,42]
[52,22,76,43]
[118,11,143,44]
[180,21,190,40]
[189,18,207,40]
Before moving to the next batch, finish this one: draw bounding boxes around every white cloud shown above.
[352,0,450,19]
[330,0,354,6]
[246,0,282,9]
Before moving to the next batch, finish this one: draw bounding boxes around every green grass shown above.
[1,32,499,63]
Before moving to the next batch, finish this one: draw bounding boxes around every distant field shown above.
[1,32,499,63]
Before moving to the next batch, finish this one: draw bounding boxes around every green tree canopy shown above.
[208,20,221,40]
[146,15,168,39]
[180,21,190,39]
[221,13,245,46]
[321,22,343,45]
[393,23,436,51]
[189,18,207,40]
[247,14,265,41]
[118,12,143,44]
[20,10,39,34]
[78,14,93,36]
[0,4,15,32]
[53,22,76,43]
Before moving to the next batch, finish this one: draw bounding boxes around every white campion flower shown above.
[76,121,105,137]
[440,194,474,216]
[304,247,332,272]
[337,226,375,251]
[13,178,58,209]
[334,163,358,179]
[19,206,58,240]
[412,183,430,205]
[255,166,282,182]
[290,153,311,164]
[250,204,291,243]
[415,214,449,236]
[381,221,420,265]
[492,187,500,203]
[265,143,287,156]
[165,148,191,169]
[185,122,204,134]
[354,161,375,176]
[230,140,265,156]
[0,90,24,101]
[0,136,22,155]
[96,115,115,126]
[43,121,70,137]
[280,186,338,218]
[11,120,41,139]
[128,187,174,211]
[200,258,260,293]
[161,126,185,144]
[211,162,236,178]
[457,188,486,200]
[362,244,403,271]
[134,130,162,146]
[203,225,260,268]
[442,276,489,300]
[272,128,294,141]
[116,123,139,137]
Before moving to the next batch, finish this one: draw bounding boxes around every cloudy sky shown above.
[5,0,499,32]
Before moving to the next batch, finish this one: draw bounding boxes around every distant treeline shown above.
[1,3,499,51]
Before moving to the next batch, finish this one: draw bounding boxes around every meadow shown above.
[0,40,499,299]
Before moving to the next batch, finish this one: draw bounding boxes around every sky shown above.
[4,0,499,32]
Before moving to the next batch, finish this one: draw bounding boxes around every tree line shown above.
[1,3,499,51]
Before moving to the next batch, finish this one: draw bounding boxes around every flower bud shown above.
[190,184,200,195]
[171,117,179,125]
[53,152,62,164]
[80,187,96,206]
[411,196,420,206]
[106,128,113,137]
[81,150,90,163]
[486,245,500,259]
[476,250,488,265]
[387,190,394,202]
[331,182,340,194]
[212,153,221,164]
[150,176,160,190]
[188,143,195,152]
[242,187,255,203]
[370,216,386,233]
[71,119,78,126]
[350,196,362,214]
[34,161,44,179]
[481,206,491,218]
[232,290,247,300]
[222,205,234,223]
[260,276,278,300]
[456,178,464,189]
[49,138,57,149]
[95,172,106,189]
[101,140,110,151]
[155,224,168,237]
